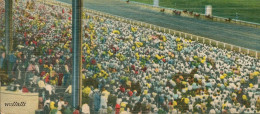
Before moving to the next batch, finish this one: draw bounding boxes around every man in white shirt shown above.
[58,97,65,111]
[82,103,90,114]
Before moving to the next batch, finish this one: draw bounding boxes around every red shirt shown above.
[22,87,29,93]
[45,75,50,83]
[25,41,29,46]
[41,71,46,77]
[162,58,166,63]
[131,65,135,71]
[58,73,64,86]
[73,110,80,114]
[39,59,43,64]
[128,91,133,97]
[48,49,52,55]
[141,67,147,72]
[120,86,125,93]
[33,40,37,46]
[115,104,120,113]
[24,32,27,38]
[135,70,138,74]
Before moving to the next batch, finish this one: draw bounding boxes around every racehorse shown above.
[160,9,165,12]
[225,18,232,22]
[189,11,193,15]
[205,15,213,19]
[194,13,200,17]
[183,9,188,13]
[173,10,181,16]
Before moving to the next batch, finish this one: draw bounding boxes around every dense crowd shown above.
[0,0,260,114]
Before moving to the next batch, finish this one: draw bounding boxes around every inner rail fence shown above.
[37,0,260,59]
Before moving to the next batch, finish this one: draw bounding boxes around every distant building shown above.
[154,0,159,7]
[205,5,212,16]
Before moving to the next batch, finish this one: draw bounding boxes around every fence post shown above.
[191,35,193,40]
[231,45,233,50]
[185,33,187,38]
[256,52,258,58]
[224,43,226,48]
[247,49,249,55]
[203,38,205,43]
[239,47,241,52]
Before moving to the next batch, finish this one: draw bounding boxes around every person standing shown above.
[73,106,80,114]
[82,104,90,114]
[100,93,108,113]
[93,89,101,113]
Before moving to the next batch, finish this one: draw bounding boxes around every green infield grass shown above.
[131,0,260,23]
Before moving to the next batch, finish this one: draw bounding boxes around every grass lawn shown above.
[131,0,260,24]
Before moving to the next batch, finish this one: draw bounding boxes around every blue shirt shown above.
[93,91,101,111]
[9,54,17,63]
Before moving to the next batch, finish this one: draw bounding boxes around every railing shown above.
[37,0,260,59]
[124,0,260,29]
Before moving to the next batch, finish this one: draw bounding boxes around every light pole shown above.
[72,0,83,108]
[5,0,13,78]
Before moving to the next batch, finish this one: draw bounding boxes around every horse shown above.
[173,10,177,14]
[205,15,213,19]
[183,9,188,13]
[173,10,181,16]
[189,11,193,15]
[176,11,181,15]
[160,9,165,13]
[225,18,232,22]
[194,13,200,17]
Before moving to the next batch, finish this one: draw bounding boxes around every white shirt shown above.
[65,85,72,94]
[45,84,53,95]
[58,101,65,110]
[82,104,90,114]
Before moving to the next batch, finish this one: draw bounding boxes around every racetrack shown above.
[58,0,260,51]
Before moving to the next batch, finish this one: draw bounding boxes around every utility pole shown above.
[5,0,13,77]
[72,0,83,108]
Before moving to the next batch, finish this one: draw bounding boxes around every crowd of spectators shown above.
[0,0,259,114]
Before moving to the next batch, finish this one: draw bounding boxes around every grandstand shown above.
[0,0,259,114]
